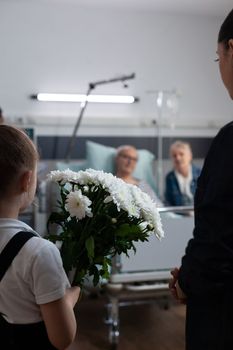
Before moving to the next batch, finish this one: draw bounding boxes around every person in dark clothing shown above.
[169,9,233,350]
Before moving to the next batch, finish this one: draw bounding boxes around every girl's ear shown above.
[228,39,233,57]
[20,170,32,192]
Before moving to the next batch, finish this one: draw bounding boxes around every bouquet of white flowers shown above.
[47,169,164,287]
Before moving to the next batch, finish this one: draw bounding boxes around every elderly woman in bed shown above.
[115,145,162,205]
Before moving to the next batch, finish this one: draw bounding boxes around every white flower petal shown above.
[65,190,92,221]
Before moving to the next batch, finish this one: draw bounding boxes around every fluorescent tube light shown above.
[33,93,136,104]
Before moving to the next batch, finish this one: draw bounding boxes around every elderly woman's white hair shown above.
[170,141,192,156]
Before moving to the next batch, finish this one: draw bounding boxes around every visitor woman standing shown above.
[170,9,233,350]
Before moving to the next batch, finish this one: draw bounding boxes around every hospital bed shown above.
[105,207,194,348]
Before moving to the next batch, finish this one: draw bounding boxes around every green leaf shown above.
[61,241,76,273]
[85,236,95,260]
[88,265,100,286]
[115,223,142,238]
[48,211,68,224]
[72,268,86,287]
[93,270,100,286]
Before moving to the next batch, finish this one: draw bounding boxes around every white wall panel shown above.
[0,1,232,131]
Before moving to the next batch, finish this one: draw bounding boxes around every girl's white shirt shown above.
[0,218,70,324]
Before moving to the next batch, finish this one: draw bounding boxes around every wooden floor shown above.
[68,295,186,350]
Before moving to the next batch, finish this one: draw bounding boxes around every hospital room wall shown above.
[0,1,232,135]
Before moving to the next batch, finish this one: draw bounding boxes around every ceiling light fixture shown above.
[31,93,137,104]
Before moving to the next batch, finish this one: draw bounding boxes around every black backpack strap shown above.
[0,231,36,282]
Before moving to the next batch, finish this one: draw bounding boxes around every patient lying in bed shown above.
[115,145,163,206]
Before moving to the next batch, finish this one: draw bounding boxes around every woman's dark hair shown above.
[218,9,233,48]
[0,125,38,196]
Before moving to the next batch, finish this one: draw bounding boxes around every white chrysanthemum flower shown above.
[48,170,64,183]
[84,169,115,189]
[90,171,133,214]
[130,184,145,205]
[129,184,164,239]
[65,190,93,220]
[140,203,164,240]
[75,171,94,185]
[48,169,78,184]
[110,182,138,215]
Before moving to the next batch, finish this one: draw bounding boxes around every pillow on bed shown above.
[86,141,157,192]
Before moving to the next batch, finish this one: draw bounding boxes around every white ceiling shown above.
[48,0,232,17]
[1,0,232,17]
